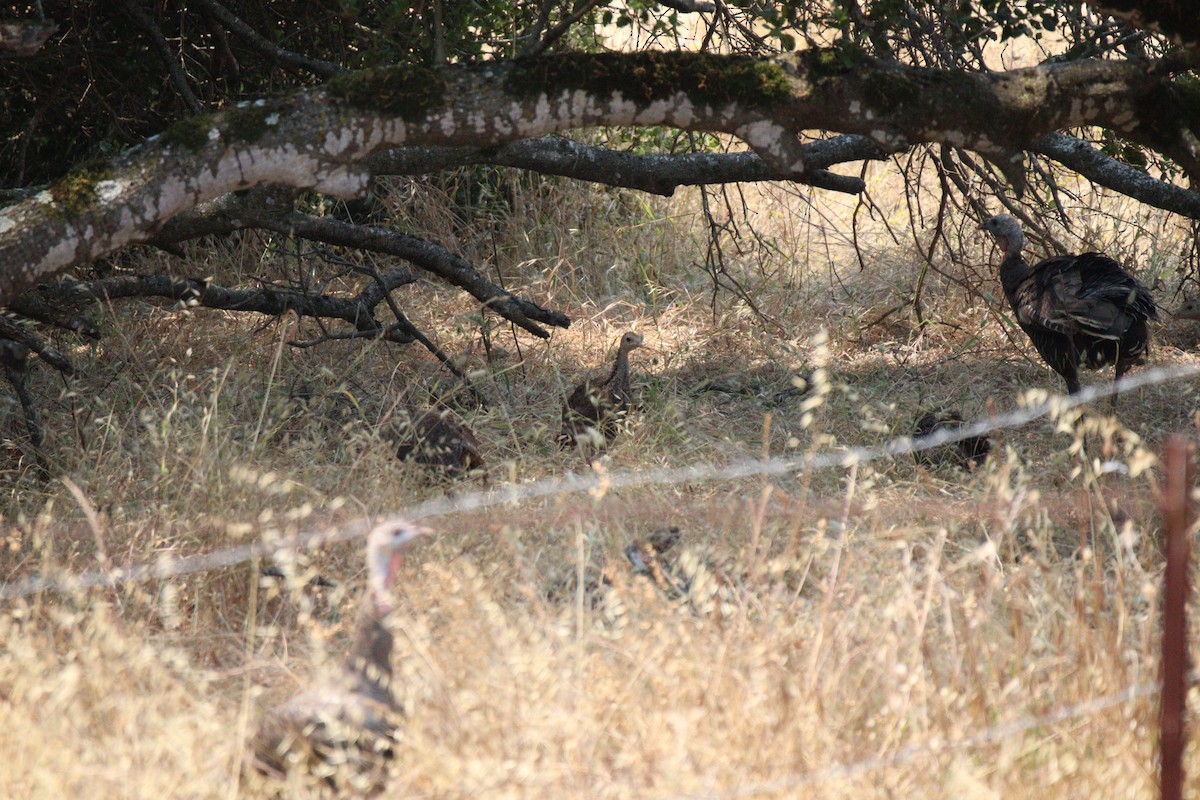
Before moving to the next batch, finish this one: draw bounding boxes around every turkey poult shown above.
[559,332,645,451]
[248,519,431,795]
[912,409,991,472]
[980,213,1157,401]
[394,404,485,478]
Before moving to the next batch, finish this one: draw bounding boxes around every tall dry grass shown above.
[2,151,1199,798]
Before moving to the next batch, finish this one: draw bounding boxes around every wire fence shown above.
[2,362,1196,602]
[2,363,1195,793]
[691,680,1161,797]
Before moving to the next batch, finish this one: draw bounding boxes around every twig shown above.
[350,261,474,384]
[192,0,343,77]
[117,0,204,114]
[198,7,240,82]
[520,0,604,58]
[288,327,389,348]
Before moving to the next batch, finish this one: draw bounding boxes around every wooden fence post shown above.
[1160,434,1194,800]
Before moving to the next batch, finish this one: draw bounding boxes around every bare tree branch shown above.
[21,270,417,339]
[0,315,73,374]
[521,0,605,58]
[3,50,1199,305]
[658,0,716,12]
[1032,132,1200,218]
[0,339,46,477]
[145,186,570,339]
[117,0,204,114]
[5,287,102,339]
[275,213,571,339]
[192,0,344,78]
[365,135,880,195]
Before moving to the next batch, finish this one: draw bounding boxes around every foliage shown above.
[1,0,1181,192]
[3,3,1198,342]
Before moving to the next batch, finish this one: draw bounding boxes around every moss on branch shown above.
[48,160,115,217]
[162,115,216,151]
[505,52,794,110]
[326,64,446,120]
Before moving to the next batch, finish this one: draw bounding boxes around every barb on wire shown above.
[2,363,1196,602]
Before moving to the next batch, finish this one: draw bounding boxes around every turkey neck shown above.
[998,249,1032,300]
[343,593,394,697]
[606,345,633,389]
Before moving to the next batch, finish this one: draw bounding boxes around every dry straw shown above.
[4,362,1194,601]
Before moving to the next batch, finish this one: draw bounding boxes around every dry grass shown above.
[2,154,1200,799]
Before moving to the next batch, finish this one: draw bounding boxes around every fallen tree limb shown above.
[0,315,74,375]
[275,212,570,338]
[5,50,1196,303]
[6,265,490,377]
[147,186,570,339]
[364,134,883,196]
[17,269,417,338]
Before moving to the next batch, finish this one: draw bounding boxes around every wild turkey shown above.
[980,213,1157,401]
[545,526,681,609]
[559,332,645,451]
[393,404,485,478]
[912,409,991,471]
[623,527,683,583]
[249,518,431,794]
[625,537,737,619]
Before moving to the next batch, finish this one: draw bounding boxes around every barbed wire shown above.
[2,362,1196,601]
[681,680,1161,797]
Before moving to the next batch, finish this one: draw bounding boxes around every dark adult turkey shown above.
[559,332,645,451]
[980,214,1157,401]
[249,518,431,795]
[394,404,485,478]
